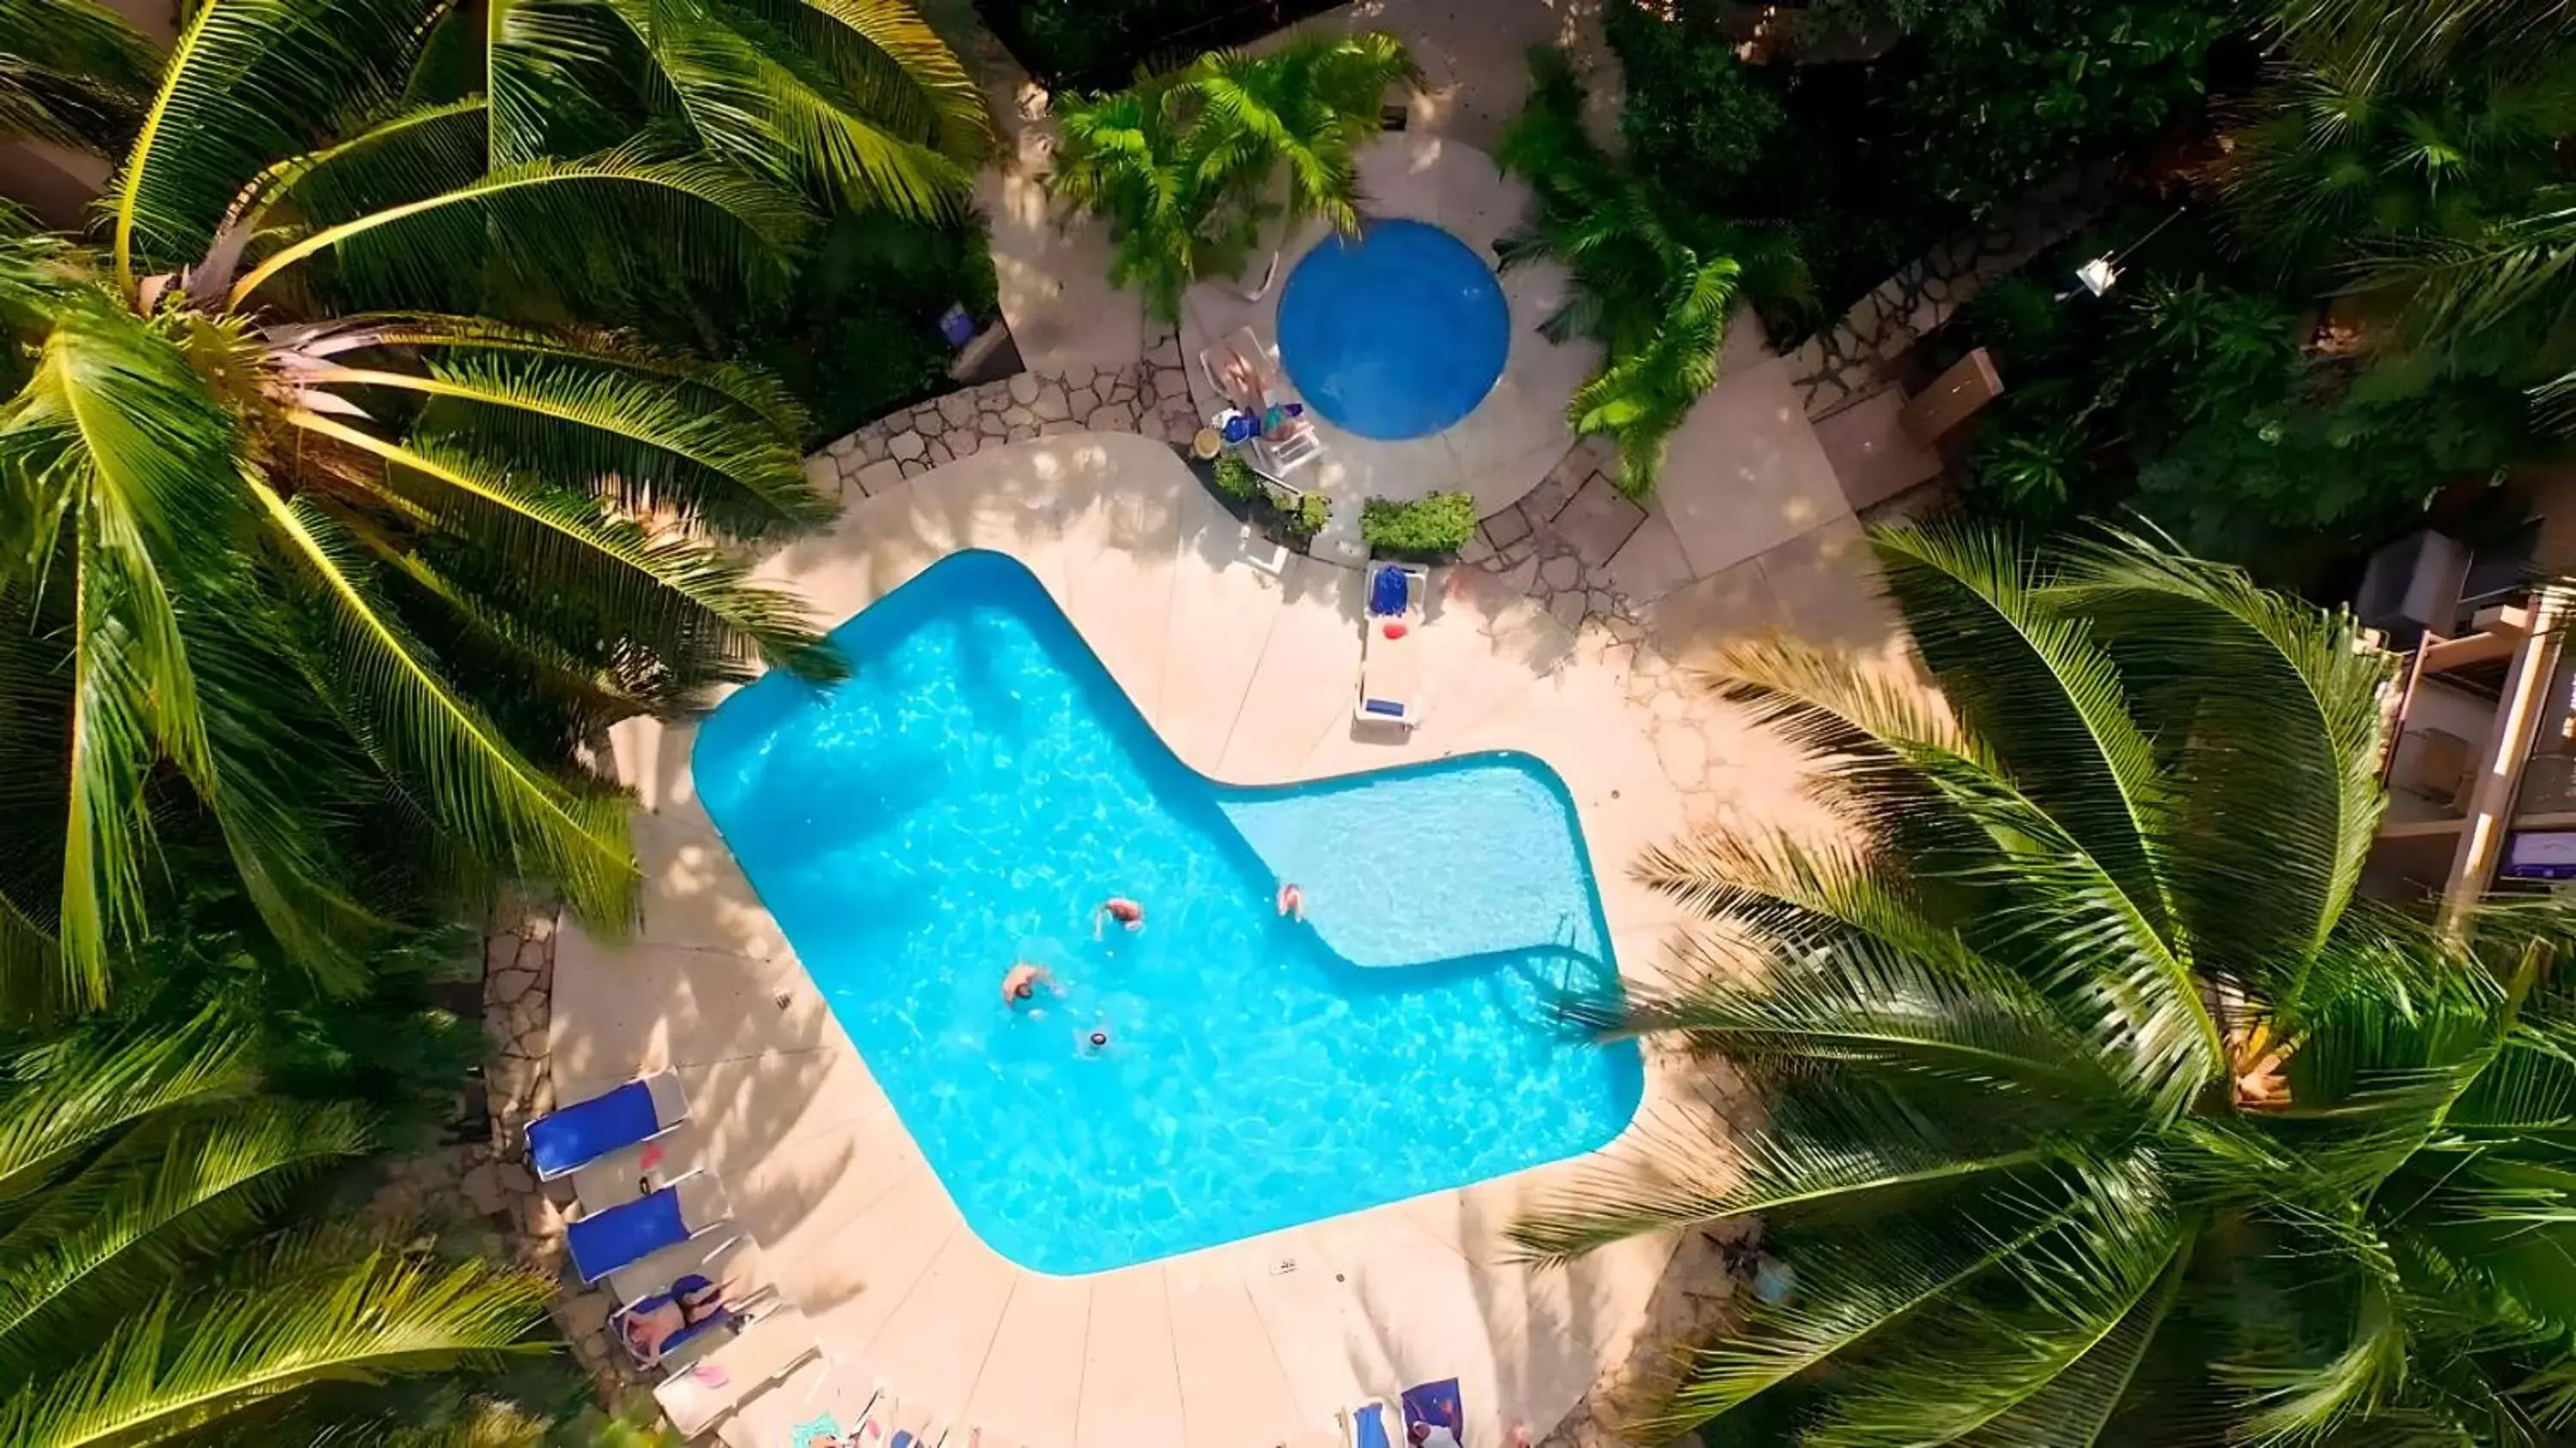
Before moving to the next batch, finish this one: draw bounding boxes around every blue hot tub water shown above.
[1277,218,1511,441]
[693,551,1641,1275]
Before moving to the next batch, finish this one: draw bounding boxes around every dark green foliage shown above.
[975,0,1343,88]
[1360,491,1479,559]
[730,209,1000,447]
[1946,211,2538,570]
[1601,0,2229,332]
[1893,0,2230,213]
[1605,9,1785,201]
[1499,46,1805,494]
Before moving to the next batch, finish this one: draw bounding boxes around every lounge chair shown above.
[1355,563,1428,729]
[613,1266,782,1373]
[526,1069,690,1181]
[1345,1399,1400,1448]
[652,1303,824,1439]
[1402,1379,1466,1448]
[1197,326,1325,481]
[566,1169,732,1285]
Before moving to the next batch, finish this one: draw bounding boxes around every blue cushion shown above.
[526,1079,662,1178]
[1369,566,1410,616]
[567,1186,688,1283]
[1363,698,1406,717]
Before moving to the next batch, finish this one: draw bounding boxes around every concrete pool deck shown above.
[548,433,1899,1448]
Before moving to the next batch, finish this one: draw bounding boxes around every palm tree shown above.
[0,0,157,156]
[0,1013,552,1446]
[1516,525,2576,1442]
[0,0,858,1016]
[1048,32,1418,323]
[447,0,993,219]
[1497,46,1805,497]
[2218,0,2576,282]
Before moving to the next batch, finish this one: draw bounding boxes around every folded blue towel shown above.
[1370,565,1410,617]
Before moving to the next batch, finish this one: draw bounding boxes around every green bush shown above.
[1360,491,1478,558]
[1212,451,1259,502]
[1287,490,1330,539]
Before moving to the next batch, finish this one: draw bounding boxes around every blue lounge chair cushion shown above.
[526,1079,664,1178]
[1363,697,1406,717]
[568,1186,689,1283]
[1369,565,1410,617]
[1354,1403,1394,1448]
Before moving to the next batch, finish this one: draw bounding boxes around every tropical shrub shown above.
[745,208,1002,446]
[1516,523,2576,1442]
[1498,46,1806,497]
[1889,0,2227,213]
[1360,491,1478,559]
[0,1013,552,1445]
[1049,33,1418,322]
[1212,450,1260,502]
[1282,489,1329,541]
[0,0,854,1013]
[1942,231,2536,566]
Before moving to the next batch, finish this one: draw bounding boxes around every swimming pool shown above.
[1277,218,1510,441]
[693,551,1640,1275]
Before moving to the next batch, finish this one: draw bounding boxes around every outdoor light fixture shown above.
[2074,256,2120,296]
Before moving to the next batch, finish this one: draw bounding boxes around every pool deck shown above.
[550,432,1900,1448]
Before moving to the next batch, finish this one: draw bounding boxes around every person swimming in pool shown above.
[1083,1025,1111,1053]
[1093,897,1145,938]
[1276,881,1305,921]
[1000,962,1054,1006]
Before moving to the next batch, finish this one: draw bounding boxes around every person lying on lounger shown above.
[620,1273,726,1366]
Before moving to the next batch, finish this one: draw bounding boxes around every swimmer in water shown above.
[1000,962,1054,1007]
[1093,897,1145,939]
[1083,1024,1111,1052]
[1276,881,1305,921]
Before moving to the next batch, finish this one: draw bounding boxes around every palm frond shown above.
[304,346,828,538]
[248,484,641,930]
[112,0,433,284]
[2045,528,2393,1003]
[227,142,811,315]
[0,1246,550,1448]
[0,1099,374,1372]
[0,0,158,155]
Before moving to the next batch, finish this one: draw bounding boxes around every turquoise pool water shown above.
[693,551,1640,1275]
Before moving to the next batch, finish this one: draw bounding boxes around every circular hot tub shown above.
[1276,219,1510,441]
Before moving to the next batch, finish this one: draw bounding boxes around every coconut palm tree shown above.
[1515,525,2576,1443]
[445,0,993,219]
[0,1012,551,1447]
[1048,31,1418,323]
[0,0,861,1016]
[1497,46,1806,498]
[0,0,156,156]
